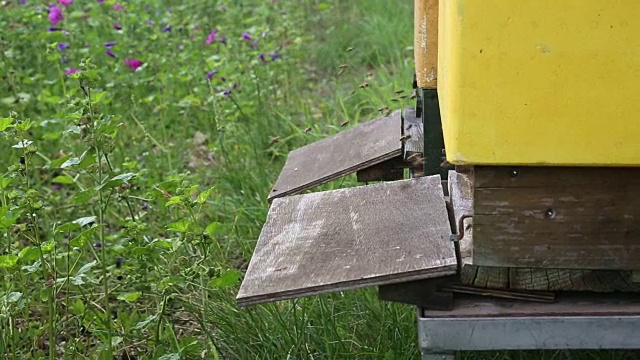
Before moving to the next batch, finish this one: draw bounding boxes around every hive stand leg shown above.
[422,353,455,360]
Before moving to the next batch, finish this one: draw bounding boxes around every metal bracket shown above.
[449,214,472,242]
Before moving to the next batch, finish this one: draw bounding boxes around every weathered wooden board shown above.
[237,175,457,306]
[422,293,640,319]
[447,169,640,292]
[268,111,402,202]
[473,166,640,270]
[414,0,438,88]
[403,107,424,157]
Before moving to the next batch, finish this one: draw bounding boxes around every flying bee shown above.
[359,82,370,89]
[394,89,405,94]
[339,64,348,69]
[304,127,311,133]
[346,47,354,52]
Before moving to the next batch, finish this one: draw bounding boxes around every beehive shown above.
[437,0,640,166]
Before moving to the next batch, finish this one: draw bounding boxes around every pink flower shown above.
[57,0,72,6]
[124,58,143,71]
[114,23,122,30]
[65,68,80,76]
[113,3,122,10]
[48,6,63,25]
[205,29,217,45]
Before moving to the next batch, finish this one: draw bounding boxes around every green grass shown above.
[0,1,638,359]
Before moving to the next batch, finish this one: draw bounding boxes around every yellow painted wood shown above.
[437,0,640,166]
[414,0,438,88]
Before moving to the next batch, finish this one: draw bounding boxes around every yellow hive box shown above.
[437,0,640,166]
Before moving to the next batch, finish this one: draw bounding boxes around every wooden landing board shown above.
[473,166,640,270]
[237,175,457,306]
[447,169,640,292]
[267,111,402,202]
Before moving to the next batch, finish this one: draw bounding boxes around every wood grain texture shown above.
[414,0,438,88]
[422,293,640,319]
[447,169,640,292]
[403,107,424,156]
[473,166,640,270]
[268,111,402,202]
[237,175,457,306]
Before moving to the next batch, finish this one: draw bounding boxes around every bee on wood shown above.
[410,91,417,99]
[399,134,412,142]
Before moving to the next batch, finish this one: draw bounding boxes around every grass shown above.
[0,1,638,359]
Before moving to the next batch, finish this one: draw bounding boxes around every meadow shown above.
[0,1,637,359]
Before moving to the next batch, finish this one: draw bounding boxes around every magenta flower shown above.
[114,23,122,30]
[48,6,63,25]
[65,67,80,76]
[113,3,122,10]
[124,58,143,71]
[206,29,217,45]
[98,0,104,3]
[57,0,72,6]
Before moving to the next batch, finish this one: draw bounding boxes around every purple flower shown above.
[57,0,72,6]
[206,29,217,45]
[223,89,232,96]
[93,241,102,249]
[259,53,267,62]
[146,19,154,25]
[105,50,116,58]
[114,23,122,30]
[241,32,251,40]
[48,6,63,25]
[206,70,217,80]
[104,41,116,48]
[65,67,80,76]
[20,0,27,5]
[98,0,104,3]
[57,42,69,51]
[124,58,143,71]
[270,53,280,60]
[48,27,63,32]
[162,24,172,32]
[113,3,122,10]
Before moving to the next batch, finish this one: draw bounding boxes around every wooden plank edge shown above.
[236,264,457,307]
